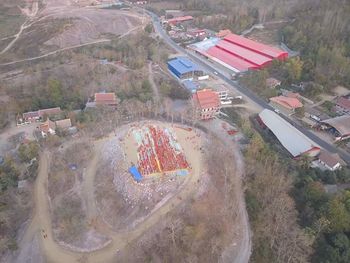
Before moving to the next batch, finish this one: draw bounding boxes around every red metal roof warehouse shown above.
[198,33,288,72]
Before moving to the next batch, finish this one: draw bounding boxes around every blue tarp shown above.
[129,166,143,182]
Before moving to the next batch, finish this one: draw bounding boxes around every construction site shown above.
[96,121,203,230]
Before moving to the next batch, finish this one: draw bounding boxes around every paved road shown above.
[146,10,350,165]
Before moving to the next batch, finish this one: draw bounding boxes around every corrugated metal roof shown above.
[322,115,350,136]
[259,109,320,157]
[216,40,272,66]
[167,57,201,75]
[224,33,288,59]
[206,46,257,71]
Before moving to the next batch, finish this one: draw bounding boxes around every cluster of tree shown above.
[244,133,312,262]
[168,0,298,33]
[281,0,350,90]
[156,75,191,100]
[293,175,350,262]
[88,32,168,69]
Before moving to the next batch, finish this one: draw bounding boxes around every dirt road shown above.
[204,118,252,263]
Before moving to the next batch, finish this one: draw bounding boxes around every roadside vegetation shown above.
[0,140,39,256]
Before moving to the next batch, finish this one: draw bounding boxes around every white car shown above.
[274,108,280,114]
[213,71,218,75]
[221,99,232,105]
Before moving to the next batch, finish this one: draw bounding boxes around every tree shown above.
[48,79,64,107]
[18,142,39,163]
[285,57,303,83]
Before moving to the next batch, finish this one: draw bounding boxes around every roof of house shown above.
[39,119,56,133]
[336,96,350,110]
[38,107,61,117]
[94,92,117,104]
[224,33,288,59]
[167,57,202,75]
[193,89,220,109]
[270,96,303,110]
[55,119,72,130]
[322,115,350,136]
[167,16,193,24]
[23,111,40,119]
[204,34,287,72]
[259,109,320,157]
[318,151,342,168]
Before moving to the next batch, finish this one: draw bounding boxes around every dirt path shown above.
[0,24,142,67]
[0,39,111,66]
[148,61,160,103]
[0,1,39,55]
[20,125,203,262]
[82,144,100,220]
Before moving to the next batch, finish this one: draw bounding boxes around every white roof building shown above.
[259,109,321,157]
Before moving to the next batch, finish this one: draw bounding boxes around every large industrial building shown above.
[189,33,288,72]
[321,115,350,141]
[258,109,320,158]
[167,57,206,80]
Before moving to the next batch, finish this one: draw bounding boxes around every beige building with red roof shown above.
[192,89,220,120]
[94,92,117,106]
[269,95,303,115]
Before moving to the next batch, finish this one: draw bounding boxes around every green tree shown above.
[285,57,303,82]
[18,142,39,163]
[48,79,64,107]
[327,198,350,232]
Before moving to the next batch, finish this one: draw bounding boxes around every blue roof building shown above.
[167,57,205,80]
[129,165,143,182]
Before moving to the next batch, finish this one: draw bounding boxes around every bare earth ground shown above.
[0,0,147,63]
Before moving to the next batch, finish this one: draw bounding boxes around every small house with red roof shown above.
[192,89,220,120]
[94,92,117,106]
[269,95,303,115]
